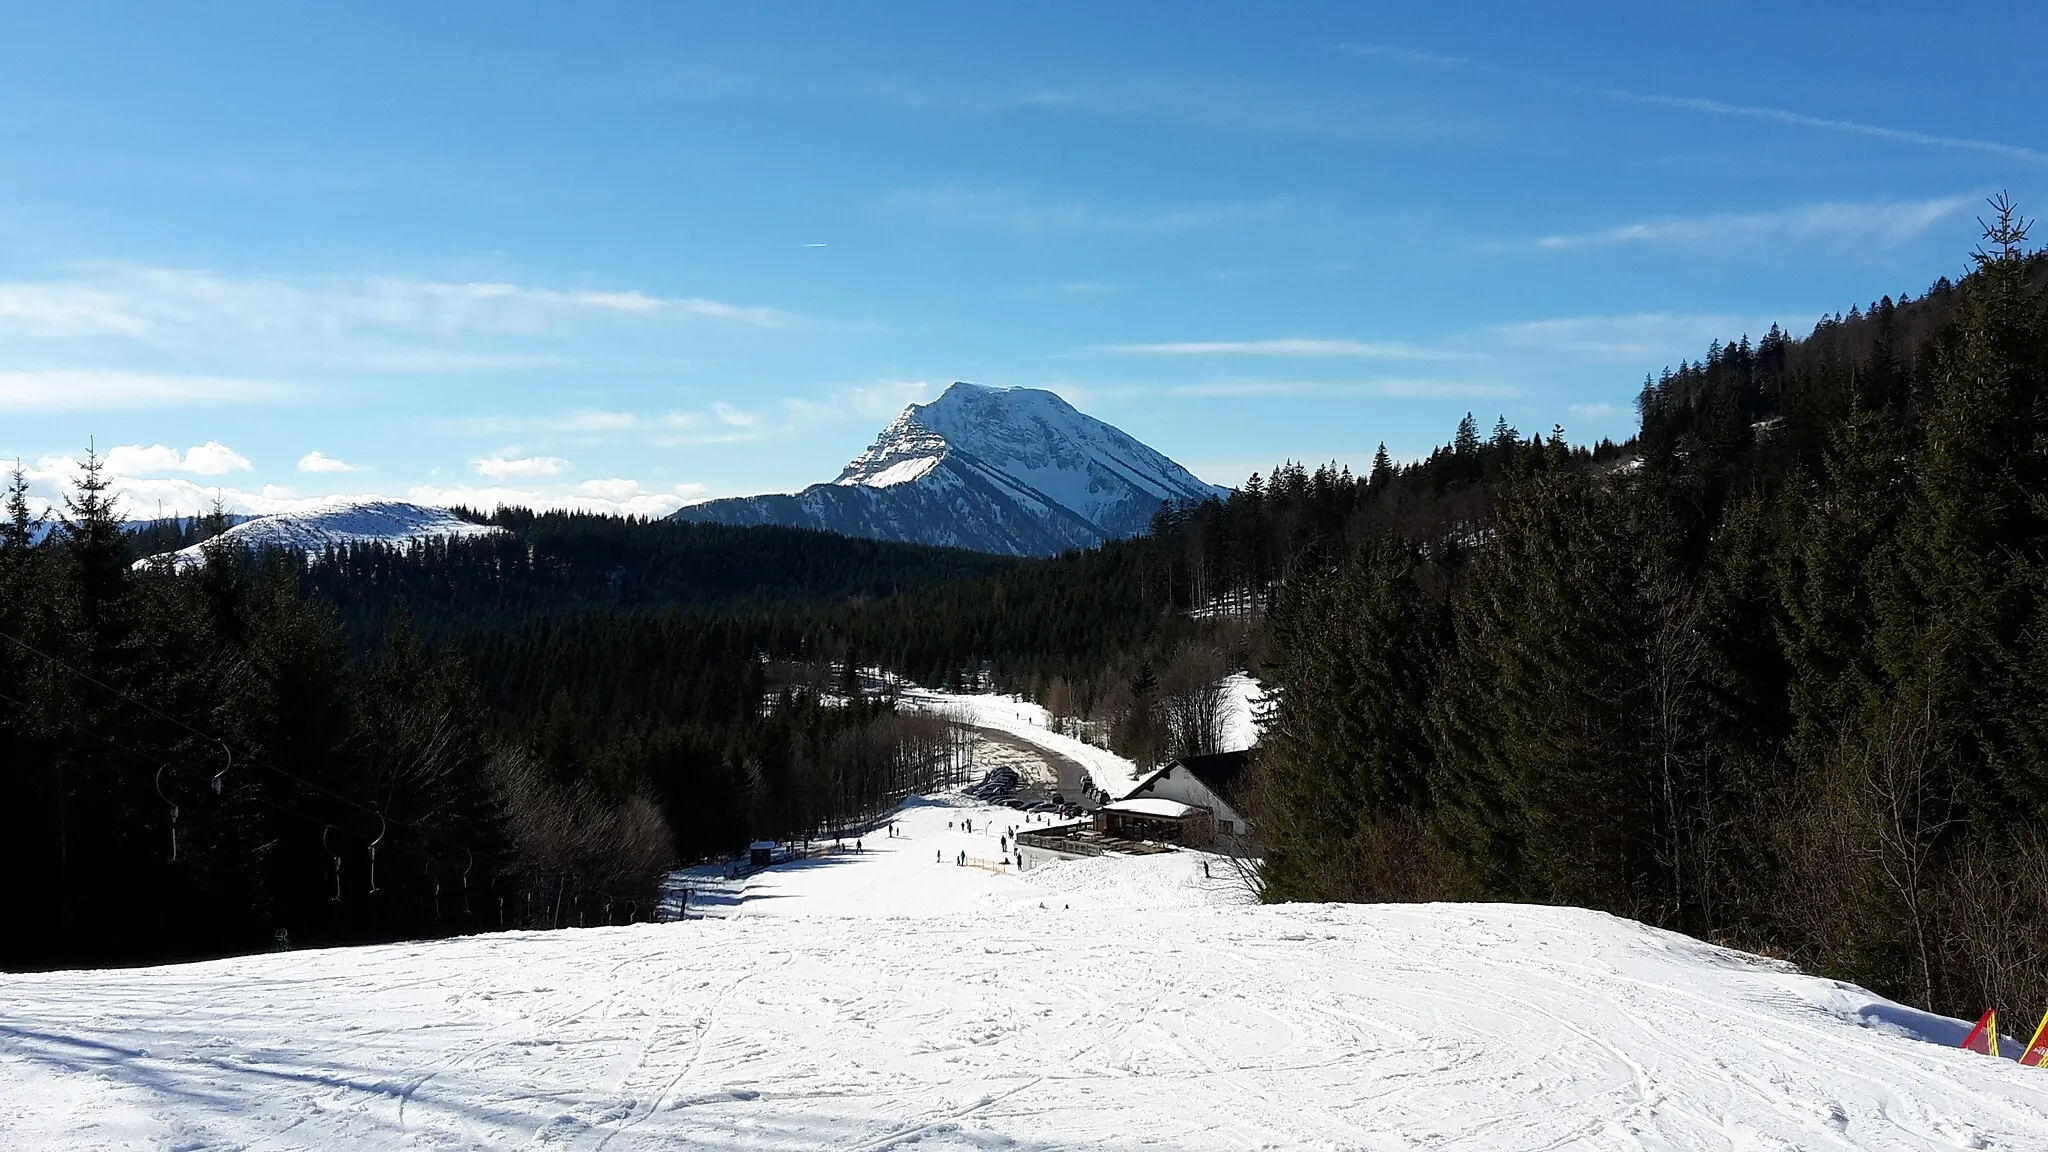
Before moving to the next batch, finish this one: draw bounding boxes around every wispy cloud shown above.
[448,383,931,454]
[654,65,1455,144]
[0,266,793,345]
[297,451,365,474]
[1601,90,2048,165]
[1104,338,1463,360]
[1518,195,1975,252]
[1486,312,1769,361]
[711,402,763,429]
[1061,378,1520,404]
[449,409,651,437]
[883,187,1289,234]
[0,369,298,410]
[1340,42,2048,165]
[474,454,569,480]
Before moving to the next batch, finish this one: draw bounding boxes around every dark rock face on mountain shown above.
[671,382,1227,556]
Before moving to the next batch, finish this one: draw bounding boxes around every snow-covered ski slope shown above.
[5,796,2046,1151]
[898,686,1147,797]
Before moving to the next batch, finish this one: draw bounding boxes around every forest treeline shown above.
[0,490,995,969]
[8,202,2044,1019]
[1241,203,2048,1020]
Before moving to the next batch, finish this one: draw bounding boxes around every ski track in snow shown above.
[4,798,2047,1151]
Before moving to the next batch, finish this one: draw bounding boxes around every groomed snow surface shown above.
[5,795,2047,1150]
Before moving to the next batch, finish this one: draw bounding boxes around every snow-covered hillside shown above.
[898,684,1147,798]
[673,382,1229,556]
[1216,670,1265,753]
[135,499,504,569]
[5,793,2046,1151]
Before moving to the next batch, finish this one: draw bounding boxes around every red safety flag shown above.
[1961,1008,2000,1058]
[2021,1010,2048,1068]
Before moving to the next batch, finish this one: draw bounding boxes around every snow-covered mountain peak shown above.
[680,381,1227,556]
[835,404,950,488]
[838,381,1223,527]
[136,499,503,570]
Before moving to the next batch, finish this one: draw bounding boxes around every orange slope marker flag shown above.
[1961,1008,2000,1058]
[2022,1010,2048,1068]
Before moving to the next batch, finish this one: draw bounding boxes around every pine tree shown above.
[1258,541,1437,901]
[1454,412,1480,457]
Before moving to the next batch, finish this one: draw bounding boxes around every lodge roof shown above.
[1128,748,1253,804]
[1102,797,1203,819]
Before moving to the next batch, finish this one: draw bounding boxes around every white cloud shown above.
[298,451,365,473]
[182,442,254,475]
[102,444,184,475]
[19,457,307,521]
[1569,402,1626,421]
[1523,195,1977,252]
[0,369,297,410]
[14,455,716,522]
[407,481,707,518]
[104,441,252,476]
[574,477,649,501]
[474,454,570,480]
[1105,338,1461,360]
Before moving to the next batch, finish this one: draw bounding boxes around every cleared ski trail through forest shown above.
[4,795,2046,1150]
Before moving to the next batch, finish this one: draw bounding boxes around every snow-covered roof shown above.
[1102,798,1204,819]
[749,841,778,851]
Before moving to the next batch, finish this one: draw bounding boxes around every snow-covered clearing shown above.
[1216,670,1264,754]
[5,795,2046,1150]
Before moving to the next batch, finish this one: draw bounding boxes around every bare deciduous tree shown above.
[1855,688,1954,1008]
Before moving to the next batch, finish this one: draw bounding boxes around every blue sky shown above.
[3,1,2043,518]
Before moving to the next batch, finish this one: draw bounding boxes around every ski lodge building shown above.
[1014,748,1254,869]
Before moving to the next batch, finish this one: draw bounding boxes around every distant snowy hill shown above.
[135,500,502,569]
[672,382,1229,556]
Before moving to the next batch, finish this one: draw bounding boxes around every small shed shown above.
[1096,797,1211,845]
[748,840,776,869]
